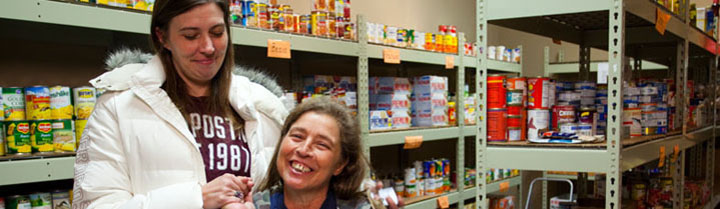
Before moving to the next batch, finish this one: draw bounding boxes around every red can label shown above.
[552,105,575,130]
[487,109,507,141]
[507,115,522,128]
[487,75,507,109]
[528,77,551,109]
[507,105,522,115]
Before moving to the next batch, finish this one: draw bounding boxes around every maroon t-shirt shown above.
[186,97,251,182]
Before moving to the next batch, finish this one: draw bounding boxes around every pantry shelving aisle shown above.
[476,0,718,209]
[0,1,530,208]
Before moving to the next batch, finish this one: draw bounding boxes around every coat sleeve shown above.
[72,93,203,209]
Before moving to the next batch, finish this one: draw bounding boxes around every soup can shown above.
[527,77,551,109]
[487,108,507,141]
[527,109,550,140]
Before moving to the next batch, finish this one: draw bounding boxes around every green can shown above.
[3,87,26,121]
[6,195,32,209]
[5,121,32,155]
[31,120,54,153]
[29,192,52,209]
[52,119,76,153]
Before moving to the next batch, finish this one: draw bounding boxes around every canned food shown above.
[487,46,497,59]
[552,105,576,130]
[393,179,404,197]
[507,105,522,115]
[404,185,417,198]
[53,120,76,153]
[311,11,327,36]
[527,109,549,140]
[487,108,507,141]
[52,190,71,209]
[5,121,31,155]
[50,86,73,120]
[507,115,522,127]
[508,127,521,141]
[26,86,51,120]
[506,90,523,106]
[3,87,25,120]
[6,195,31,209]
[423,160,433,178]
[417,179,424,196]
[528,77,552,109]
[424,178,435,195]
[631,183,646,201]
[0,132,5,156]
[31,120,54,153]
[521,109,527,140]
[640,103,657,112]
[559,123,577,134]
[577,123,592,136]
[29,192,52,209]
[256,3,268,29]
[487,75,507,109]
[75,119,88,147]
[578,107,595,124]
[73,87,97,119]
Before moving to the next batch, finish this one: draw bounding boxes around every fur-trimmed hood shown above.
[103,48,284,97]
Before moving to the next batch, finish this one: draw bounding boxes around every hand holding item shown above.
[202,174,253,209]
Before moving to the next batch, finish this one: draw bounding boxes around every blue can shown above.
[423,160,433,178]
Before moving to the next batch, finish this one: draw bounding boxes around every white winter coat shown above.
[72,56,288,209]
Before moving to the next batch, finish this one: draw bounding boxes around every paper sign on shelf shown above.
[403,136,423,149]
[445,56,455,69]
[499,181,510,193]
[437,196,449,209]
[672,144,680,162]
[383,49,401,64]
[655,8,671,35]
[597,62,609,84]
[267,39,291,59]
[658,146,666,167]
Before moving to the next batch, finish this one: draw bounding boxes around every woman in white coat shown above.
[71,0,287,208]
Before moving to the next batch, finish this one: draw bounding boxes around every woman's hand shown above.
[202,174,253,209]
[221,191,254,209]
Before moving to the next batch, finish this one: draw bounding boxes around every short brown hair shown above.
[259,97,368,200]
[150,0,241,129]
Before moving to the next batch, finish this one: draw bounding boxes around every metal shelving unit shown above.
[0,1,525,208]
[477,0,718,209]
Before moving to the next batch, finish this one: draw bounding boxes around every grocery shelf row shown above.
[477,0,717,208]
[0,2,513,209]
[402,175,522,209]
[0,0,520,70]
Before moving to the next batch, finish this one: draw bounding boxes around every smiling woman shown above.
[250,97,371,209]
[71,0,288,209]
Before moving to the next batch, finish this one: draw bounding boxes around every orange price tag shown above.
[672,144,680,162]
[658,146,666,167]
[383,48,401,64]
[403,136,423,149]
[437,196,449,209]
[445,56,455,69]
[267,39,291,59]
[655,8,671,35]
[499,181,510,193]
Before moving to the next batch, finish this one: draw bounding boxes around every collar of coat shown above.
[89,55,287,126]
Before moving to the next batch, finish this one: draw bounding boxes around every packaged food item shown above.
[50,86,73,120]
[30,120,54,153]
[25,86,52,120]
[5,121,32,155]
[73,87,97,120]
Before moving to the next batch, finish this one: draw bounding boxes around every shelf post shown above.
[544,47,551,77]
[579,43,591,81]
[606,0,626,209]
[456,33,466,209]
[356,15,370,163]
[476,0,489,208]
[677,39,689,135]
[707,55,717,198]
[673,150,685,209]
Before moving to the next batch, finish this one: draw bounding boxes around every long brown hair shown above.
[259,97,368,200]
[150,0,242,129]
